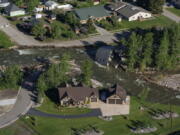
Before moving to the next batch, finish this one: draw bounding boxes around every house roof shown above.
[108,84,127,101]
[58,86,99,102]
[117,4,150,18]
[5,3,23,12]
[75,5,110,20]
[45,1,58,7]
[95,46,114,65]
[0,0,9,4]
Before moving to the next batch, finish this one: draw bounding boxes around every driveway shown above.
[163,9,180,23]
[27,108,102,119]
[0,71,40,129]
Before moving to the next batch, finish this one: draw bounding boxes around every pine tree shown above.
[155,30,171,70]
[168,24,180,68]
[126,32,139,71]
[140,33,153,71]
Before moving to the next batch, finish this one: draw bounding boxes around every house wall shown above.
[128,12,152,21]
[10,10,25,17]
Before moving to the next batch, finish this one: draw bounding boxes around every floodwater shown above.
[0,47,180,105]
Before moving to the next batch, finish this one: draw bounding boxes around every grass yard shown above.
[23,97,180,135]
[0,30,13,48]
[37,97,91,115]
[166,8,180,17]
[109,15,174,32]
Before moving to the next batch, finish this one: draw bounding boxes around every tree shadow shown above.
[45,88,59,104]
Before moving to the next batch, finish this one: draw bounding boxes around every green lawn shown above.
[37,97,91,115]
[104,15,174,32]
[167,8,180,17]
[23,97,180,135]
[0,30,13,48]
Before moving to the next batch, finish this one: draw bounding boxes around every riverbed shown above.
[0,47,180,105]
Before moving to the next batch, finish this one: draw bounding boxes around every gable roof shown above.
[108,84,127,100]
[75,5,110,20]
[117,4,150,18]
[58,86,99,102]
[96,46,114,65]
[5,4,23,12]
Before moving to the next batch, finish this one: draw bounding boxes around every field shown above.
[0,30,13,48]
[166,8,180,17]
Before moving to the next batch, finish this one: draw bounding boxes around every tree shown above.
[147,0,165,14]
[12,0,24,7]
[168,24,180,68]
[50,22,62,39]
[139,33,153,71]
[155,30,171,70]
[64,12,80,27]
[125,32,139,71]
[31,23,46,39]
[81,60,93,86]
[0,65,23,89]
[27,0,39,12]
[86,19,96,33]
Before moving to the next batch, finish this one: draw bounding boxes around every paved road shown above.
[0,15,124,47]
[27,108,102,119]
[163,9,180,23]
[0,71,40,129]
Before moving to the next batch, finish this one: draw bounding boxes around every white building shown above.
[34,7,44,12]
[0,0,10,7]
[109,2,152,21]
[57,4,73,10]
[45,1,59,10]
[35,13,42,19]
[5,4,25,17]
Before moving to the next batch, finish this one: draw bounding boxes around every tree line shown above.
[121,24,180,71]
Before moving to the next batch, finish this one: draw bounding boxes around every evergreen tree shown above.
[81,60,93,86]
[32,23,46,39]
[50,22,62,39]
[168,24,180,68]
[27,0,39,12]
[140,33,153,71]
[147,0,165,14]
[155,30,171,70]
[126,32,139,71]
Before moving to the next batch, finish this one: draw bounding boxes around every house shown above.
[74,5,111,24]
[95,46,115,66]
[5,4,25,17]
[45,0,59,10]
[108,2,152,21]
[48,13,56,20]
[58,86,99,106]
[172,0,180,8]
[0,0,10,7]
[34,6,44,12]
[105,84,127,104]
[35,13,42,19]
[93,0,100,5]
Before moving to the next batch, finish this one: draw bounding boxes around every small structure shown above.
[5,4,25,17]
[95,46,114,66]
[172,0,180,8]
[107,2,152,21]
[34,6,44,12]
[48,13,56,20]
[94,0,100,5]
[58,86,99,106]
[0,0,10,7]
[75,5,111,24]
[35,13,42,19]
[45,0,59,10]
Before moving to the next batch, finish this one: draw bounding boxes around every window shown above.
[116,99,122,104]
[91,98,97,102]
